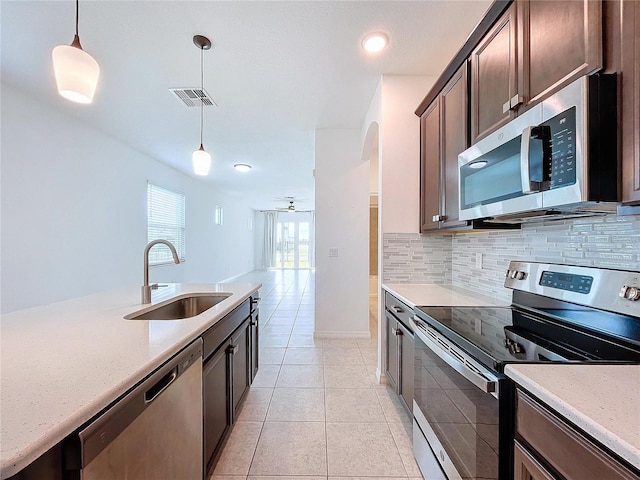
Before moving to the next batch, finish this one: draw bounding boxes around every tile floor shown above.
[211,269,422,480]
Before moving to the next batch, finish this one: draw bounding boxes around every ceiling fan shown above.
[274,197,313,213]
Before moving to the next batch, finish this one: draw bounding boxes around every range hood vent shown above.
[169,88,217,107]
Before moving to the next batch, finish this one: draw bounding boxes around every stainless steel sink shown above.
[125,293,231,320]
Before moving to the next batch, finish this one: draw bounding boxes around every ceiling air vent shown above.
[169,88,217,107]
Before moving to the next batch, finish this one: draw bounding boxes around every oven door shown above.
[411,317,503,480]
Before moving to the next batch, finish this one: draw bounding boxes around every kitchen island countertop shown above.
[506,363,640,471]
[0,282,260,479]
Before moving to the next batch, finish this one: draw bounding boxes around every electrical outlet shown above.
[474,318,482,334]
[476,252,483,269]
[328,247,338,257]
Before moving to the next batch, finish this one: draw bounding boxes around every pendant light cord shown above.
[75,0,79,37]
[199,45,204,147]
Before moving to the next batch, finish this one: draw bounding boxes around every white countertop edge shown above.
[505,365,640,471]
[382,283,508,308]
[0,283,260,479]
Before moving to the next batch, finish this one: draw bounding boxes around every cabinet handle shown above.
[392,306,404,314]
[392,328,403,336]
[432,214,442,222]
[502,100,511,114]
[228,344,239,355]
[510,94,523,108]
[250,320,258,326]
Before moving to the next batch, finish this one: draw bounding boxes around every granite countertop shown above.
[382,283,509,308]
[505,364,640,470]
[0,282,260,479]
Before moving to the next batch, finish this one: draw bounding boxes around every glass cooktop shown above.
[414,304,640,371]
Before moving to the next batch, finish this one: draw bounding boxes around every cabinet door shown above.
[249,311,259,382]
[419,99,441,232]
[385,313,399,391]
[397,322,413,414]
[203,344,231,471]
[622,0,640,204]
[518,0,602,109]
[514,441,558,480]
[470,2,518,143]
[230,320,250,420]
[440,63,469,230]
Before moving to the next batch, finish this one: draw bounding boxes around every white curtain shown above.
[263,211,277,269]
[309,211,316,268]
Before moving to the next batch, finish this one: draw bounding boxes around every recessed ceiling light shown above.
[362,32,389,53]
[234,163,252,172]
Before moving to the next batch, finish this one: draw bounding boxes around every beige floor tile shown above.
[322,349,364,366]
[324,365,377,389]
[322,338,364,350]
[292,324,315,334]
[266,388,325,421]
[259,347,286,365]
[283,347,323,365]
[210,475,247,480]
[288,334,323,348]
[236,387,273,422]
[388,421,422,477]
[326,423,407,477]
[260,334,290,347]
[261,324,293,335]
[359,349,378,366]
[251,365,281,388]
[276,364,324,388]
[251,477,325,480]
[324,389,385,422]
[212,422,263,475]
[249,422,328,476]
[265,317,296,326]
[375,387,412,423]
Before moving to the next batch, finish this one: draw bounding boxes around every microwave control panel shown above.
[542,106,577,189]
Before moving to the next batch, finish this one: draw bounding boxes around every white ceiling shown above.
[1,0,491,211]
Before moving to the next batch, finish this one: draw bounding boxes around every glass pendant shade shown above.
[52,41,100,104]
[192,145,211,176]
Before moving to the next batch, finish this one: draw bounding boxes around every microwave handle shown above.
[520,126,543,194]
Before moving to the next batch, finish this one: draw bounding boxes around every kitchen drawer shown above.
[516,390,638,480]
[384,292,413,331]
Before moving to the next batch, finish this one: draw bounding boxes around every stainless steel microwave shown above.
[458,74,618,223]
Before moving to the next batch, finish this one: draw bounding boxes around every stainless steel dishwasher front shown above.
[77,339,203,480]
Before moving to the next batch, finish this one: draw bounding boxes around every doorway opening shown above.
[275,217,311,269]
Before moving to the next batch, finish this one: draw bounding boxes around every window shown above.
[214,205,224,225]
[147,183,186,266]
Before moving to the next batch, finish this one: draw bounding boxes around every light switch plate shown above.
[476,253,483,269]
[328,247,338,257]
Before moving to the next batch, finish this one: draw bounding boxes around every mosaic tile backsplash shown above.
[383,214,640,302]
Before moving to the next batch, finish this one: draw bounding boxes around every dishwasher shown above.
[65,339,203,480]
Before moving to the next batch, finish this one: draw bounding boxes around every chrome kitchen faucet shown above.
[142,240,181,304]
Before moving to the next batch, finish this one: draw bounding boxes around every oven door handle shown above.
[411,317,498,394]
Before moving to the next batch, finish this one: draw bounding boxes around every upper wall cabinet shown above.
[420,64,469,233]
[470,0,603,144]
[470,3,518,143]
[621,0,640,204]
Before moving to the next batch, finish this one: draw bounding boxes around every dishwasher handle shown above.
[144,368,177,404]
[75,339,202,469]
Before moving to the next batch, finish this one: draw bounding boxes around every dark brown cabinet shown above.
[202,295,259,474]
[384,292,414,414]
[470,2,518,143]
[420,64,468,233]
[621,0,640,204]
[515,389,639,480]
[470,0,603,143]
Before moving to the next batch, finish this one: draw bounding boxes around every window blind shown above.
[147,183,186,266]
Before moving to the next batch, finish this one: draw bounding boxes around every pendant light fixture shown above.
[51,0,100,104]
[192,35,212,176]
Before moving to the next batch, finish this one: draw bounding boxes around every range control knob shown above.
[510,270,518,279]
[619,285,640,301]
[516,271,527,280]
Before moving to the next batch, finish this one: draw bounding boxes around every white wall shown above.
[314,129,369,337]
[379,75,436,233]
[1,83,255,313]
